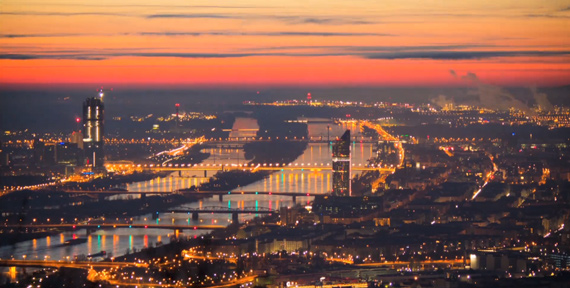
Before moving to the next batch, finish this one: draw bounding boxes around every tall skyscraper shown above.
[332,130,351,196]
[83,95,104,167]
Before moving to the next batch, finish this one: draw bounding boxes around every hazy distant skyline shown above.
[1,0,569,87]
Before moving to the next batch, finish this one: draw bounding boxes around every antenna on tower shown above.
[96,87,113,101]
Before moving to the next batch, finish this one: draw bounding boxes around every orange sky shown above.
[1,0,569,86]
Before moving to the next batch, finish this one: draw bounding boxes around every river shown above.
[0,118,375,281]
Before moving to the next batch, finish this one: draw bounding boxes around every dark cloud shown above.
[372,12,570,20]
[0,10,373,25]
[115,52,259,58]
[145,13,373,25]
[146,13,234,19]
[243,44,496,52]
[348,45,495,52]
[0,53,106,60]
[362,50,570,60]
[139,31,390,37]
[2,49,569,61]
[17,3,266,9]
[0,11,129,17]
[0,33,83,38]
[0,31,391,39]
[284,17,372,25]
[523,14,570,19]
[270,31,387,36]
[0,52,261,60]
[449,70,457,78]
[480,36,529,41]
[561,6,570,11]
[138,32,203,37]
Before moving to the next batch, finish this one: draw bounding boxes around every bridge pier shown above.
[204,170,207,178]
[218,194,223,202]
[292,195,296,203]
[191,212,199,220]
[232,212,239,224]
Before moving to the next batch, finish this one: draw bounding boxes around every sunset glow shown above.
[1,0,569,86]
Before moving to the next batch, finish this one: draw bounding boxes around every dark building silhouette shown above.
[83,96,104,167]
[332,130,351,196]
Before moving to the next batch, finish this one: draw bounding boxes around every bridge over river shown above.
[2,223,226,232]
[55,189,322,203]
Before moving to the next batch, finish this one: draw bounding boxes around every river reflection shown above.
[0,120,375,263]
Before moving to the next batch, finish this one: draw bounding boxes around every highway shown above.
[297,283,368,288]
[356,259,466,267]
[360,120,405,167]
[182,252,238,264]
[326,257,467,267]
[101,275,258,288]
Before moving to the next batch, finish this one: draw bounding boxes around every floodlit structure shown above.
[332,130,351,196]
[83,95,104,167]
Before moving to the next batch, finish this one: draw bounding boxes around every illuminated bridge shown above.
[169,206,273,214]
[2,223,225,231]
[206,135,377,144]
[165,206,275,222]
[130,163,395,172]
[0,259,145,269]
[57,190,323,202]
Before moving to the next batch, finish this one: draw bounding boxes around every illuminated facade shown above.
[83,96,104,167]
[332,130,351,196]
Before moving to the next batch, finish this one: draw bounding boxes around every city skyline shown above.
[1,0,570,87]
[2,1,570,287]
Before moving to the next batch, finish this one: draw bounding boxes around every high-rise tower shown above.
[175,103,180,127]
[332,130,351,196]
[83,95,104,167]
